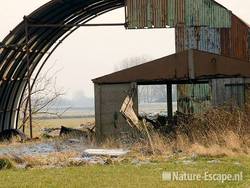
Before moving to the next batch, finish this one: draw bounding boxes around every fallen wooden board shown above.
[83,149,129,157]
[120,95,141,130]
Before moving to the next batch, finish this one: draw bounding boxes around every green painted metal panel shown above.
[177,83,211,114]
[126,0,231,29]
[184,0,231,28]
[167,0,175,27]
[147,0,153,28]
[181,26,221,54]
[225,84,245,107]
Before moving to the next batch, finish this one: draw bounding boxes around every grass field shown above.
[22,117,95,137]
[0,157,249,188]
[6,107,250,187]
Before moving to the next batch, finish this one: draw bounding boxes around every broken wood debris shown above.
[120,95,155,154]
[0,129,28,142]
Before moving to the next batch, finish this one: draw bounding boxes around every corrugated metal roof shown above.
[93,50,250,84]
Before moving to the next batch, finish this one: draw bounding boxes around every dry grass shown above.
[21,117,95,138]
[172,106,250,157]
[4,151,80,169]
[102,106,250,159]
[1,106,250,168]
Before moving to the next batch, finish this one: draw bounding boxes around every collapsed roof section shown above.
[93,50,250,84]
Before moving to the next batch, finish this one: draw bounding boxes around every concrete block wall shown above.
[94,83,138,139]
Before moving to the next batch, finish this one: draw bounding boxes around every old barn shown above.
[93,50,250,138]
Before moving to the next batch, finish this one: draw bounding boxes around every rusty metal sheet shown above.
[248,29,250,61]
[177,83,211,114]
[126,0,145,29]
[175,25,185,52]
[186,27,221,54]
[125,0,231,29]
[176,26,221,54]
[168,0,184,27]
[185,0,231,28]
[225,84,245,107]
[126,0,168,29]
[152,0,168,28]
[93,50,250,84]
[221,15,249,61]
[176,18,249,112]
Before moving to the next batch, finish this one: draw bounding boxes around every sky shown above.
[0,0,250,99]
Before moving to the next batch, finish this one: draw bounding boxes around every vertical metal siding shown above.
[198,27,221,54]
[199,27,221,54]
[176,25,220,114]
[176,26,221,54]
[225,84,245,107]
[184,0,231,28]
[248,29,250,61]
[125,0,250,114]
[167,0,185,27]
[177,83,211,114]
[126,0,150,29]
[221,15,249,61]
[167,0,175,27]
[175,0,185,24]
[152,0,168,28]
[175,24,185,52]
[126,0,231,29]
[211,78,246,107]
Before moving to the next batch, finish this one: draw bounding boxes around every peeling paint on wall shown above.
[126,0,231,29]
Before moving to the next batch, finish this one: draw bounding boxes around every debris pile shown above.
[40,125,95,141]
[0,129,28,142]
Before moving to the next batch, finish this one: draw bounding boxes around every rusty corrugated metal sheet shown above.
[125,0,231,28]
[248,28,250,61]
[152,0,168,28]
[176,16,249,114]
[176,26,221,54]
[175,24,185,52]
[168,0,185,27]
[225,84,245,107]
[221,15,249,61]
[211,78,246,107]
[125,0,150,29]
[185,0,231,28]
[183,27,221,54]
[125,0,249,114]
[126,0,167,29]
[93,50,250,84]
[177,83,211,113]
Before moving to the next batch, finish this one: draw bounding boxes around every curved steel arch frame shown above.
[0,0,125,131]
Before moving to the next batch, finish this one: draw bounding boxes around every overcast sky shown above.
[0,0,250,98]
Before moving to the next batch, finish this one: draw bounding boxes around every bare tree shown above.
[115,56,167,104]
[114,56,150,71]
[19,64,66,135]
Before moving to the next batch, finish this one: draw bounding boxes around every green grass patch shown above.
[0,157,249,188]
[0,158,13,170]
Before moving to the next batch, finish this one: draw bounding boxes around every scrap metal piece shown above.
[120,95,155,154]
[120,95,141,131]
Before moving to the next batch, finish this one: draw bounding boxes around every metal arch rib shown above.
[0,0,125,131]
[15,6,123,130]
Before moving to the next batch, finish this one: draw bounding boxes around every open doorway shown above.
[138,84,177,126]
